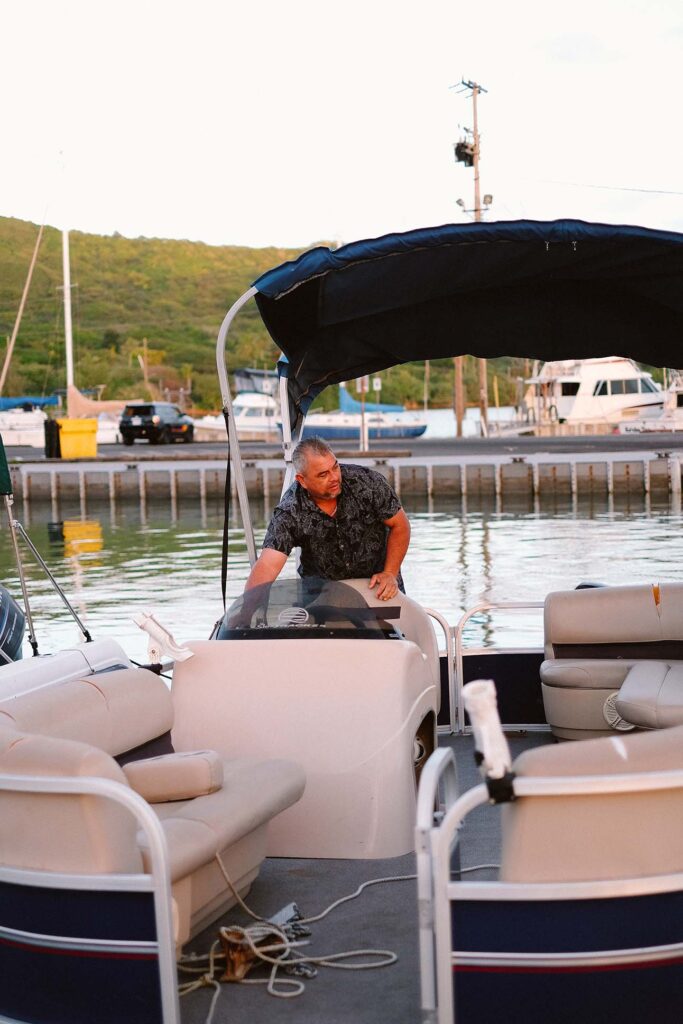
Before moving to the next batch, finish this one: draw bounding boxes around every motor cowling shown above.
[0,585,25,661]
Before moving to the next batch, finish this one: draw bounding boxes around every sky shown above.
[2,0,681,249]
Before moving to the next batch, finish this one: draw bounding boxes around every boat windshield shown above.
[215,577,402,640]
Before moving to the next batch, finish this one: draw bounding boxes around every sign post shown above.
[357,376,370,451]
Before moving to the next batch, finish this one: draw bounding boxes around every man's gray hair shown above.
[293,436,334,474]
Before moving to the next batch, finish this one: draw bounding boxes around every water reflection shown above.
[1,492,682,663]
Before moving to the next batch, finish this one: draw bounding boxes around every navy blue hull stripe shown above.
[451,890,683,953]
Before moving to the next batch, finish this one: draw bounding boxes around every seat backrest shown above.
[543,583,666,659]
[501,724,683,882]
[0,667,173,756]
[341,578,440,689]
[0,724,142,873]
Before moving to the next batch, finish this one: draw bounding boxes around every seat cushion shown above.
[616,662,683,729]
[142,757,306,881]
[123,750,223,803]
[541,658,637,690]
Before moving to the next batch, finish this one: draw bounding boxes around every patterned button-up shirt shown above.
[262,464,404,588]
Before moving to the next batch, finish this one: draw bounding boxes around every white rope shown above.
[296,872,417,924]
[177,940,223,1024]
[178,853,502,1022]
[178,853,414,1019]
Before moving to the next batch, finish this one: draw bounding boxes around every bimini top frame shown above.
[216,218,683,564]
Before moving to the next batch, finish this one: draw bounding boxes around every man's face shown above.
[296,451,342,502]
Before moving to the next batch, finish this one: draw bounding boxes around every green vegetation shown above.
[0,217,303,410]
[0,216,540,412]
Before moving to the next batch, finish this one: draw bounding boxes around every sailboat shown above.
[301,382,427,440]
[0,229,126,448]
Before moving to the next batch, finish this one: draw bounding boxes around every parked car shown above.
[119,402,194,444]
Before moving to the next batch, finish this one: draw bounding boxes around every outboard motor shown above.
[0,585,25,661]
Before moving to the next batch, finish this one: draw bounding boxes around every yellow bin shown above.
[57,418,98,459]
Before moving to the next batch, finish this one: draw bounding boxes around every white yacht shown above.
[617,370,683,434]
[193,368,281,442]
[197,366,280,442]
[194,391,280,442]
[522,356,662,427]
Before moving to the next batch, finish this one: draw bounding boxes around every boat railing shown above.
[423,607,455,736]
[452,600,545,734]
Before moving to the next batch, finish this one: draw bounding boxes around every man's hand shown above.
[369,508,409,601]
[369,571,398,601]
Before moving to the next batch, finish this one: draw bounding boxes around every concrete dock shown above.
[5,434,683,510]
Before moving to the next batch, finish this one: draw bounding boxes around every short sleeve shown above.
[370,470,401,521]
[262,506,297,555]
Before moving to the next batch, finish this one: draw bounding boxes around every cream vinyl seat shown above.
[540,583,683,739]
[0,666,305,948]
[419,714,683,1024]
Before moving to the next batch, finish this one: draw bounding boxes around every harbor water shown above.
[2,489,682,663]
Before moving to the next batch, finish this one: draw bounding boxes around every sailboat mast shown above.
[0,223,45,396]
[62,230,74,389]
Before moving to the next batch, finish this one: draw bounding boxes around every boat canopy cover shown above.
[0,437,12,496]
[252,219,683,429]
[0,396,58,411]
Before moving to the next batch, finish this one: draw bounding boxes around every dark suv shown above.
[119,403,194,445]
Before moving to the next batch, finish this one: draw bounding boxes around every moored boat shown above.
[617,369,683,434]
[521,355,663,427]
[301,406,427,440]
[301,383,427,440]
[193,367,281,442]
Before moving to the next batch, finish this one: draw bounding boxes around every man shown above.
[244,436,410,601]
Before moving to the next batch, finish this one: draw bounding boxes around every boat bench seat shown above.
[502,723,683,882]
[540,583,683,739]
[0,666,305,949]
[616,661,683,730]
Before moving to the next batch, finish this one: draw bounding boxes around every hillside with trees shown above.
[0,216,536,412]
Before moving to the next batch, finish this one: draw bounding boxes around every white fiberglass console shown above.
[172,578,438,859]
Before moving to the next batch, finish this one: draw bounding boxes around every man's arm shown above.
[369,508,411,600]
[244,548,288,591]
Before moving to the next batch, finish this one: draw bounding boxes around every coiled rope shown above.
[178,855,499,1024]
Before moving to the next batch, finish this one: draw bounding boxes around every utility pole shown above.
[453,356,464,437]
[454,78,491,436]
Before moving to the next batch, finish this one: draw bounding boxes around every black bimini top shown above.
[252,219,683,430]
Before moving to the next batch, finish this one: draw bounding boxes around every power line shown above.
[538,179,683,196]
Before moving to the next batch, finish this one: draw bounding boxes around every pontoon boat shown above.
[2,218,683,1024]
